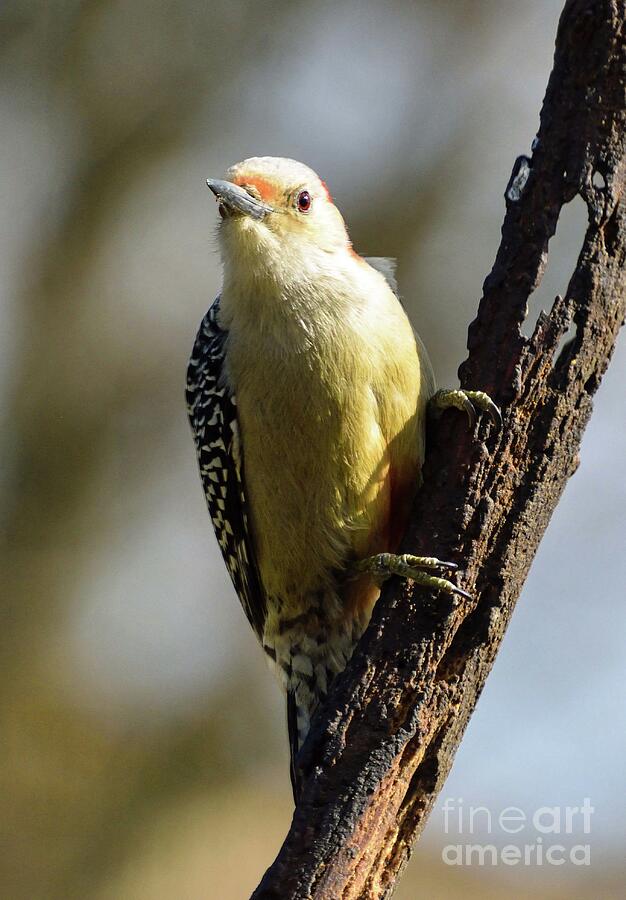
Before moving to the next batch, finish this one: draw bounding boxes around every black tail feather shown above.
[287,690,302,803]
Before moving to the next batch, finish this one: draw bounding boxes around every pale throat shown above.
[219,246,359,355]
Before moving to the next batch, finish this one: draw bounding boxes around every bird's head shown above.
[207,157,350,279]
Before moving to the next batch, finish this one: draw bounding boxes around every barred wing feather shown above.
[186,297,266,639]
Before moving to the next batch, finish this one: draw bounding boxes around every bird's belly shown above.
[236,364,421,606]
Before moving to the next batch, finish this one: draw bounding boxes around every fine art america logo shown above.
[440,798,594,867]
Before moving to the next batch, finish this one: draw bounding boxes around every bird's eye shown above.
[296,190,312,213]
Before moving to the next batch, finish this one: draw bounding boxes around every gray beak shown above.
[206,178,273,220]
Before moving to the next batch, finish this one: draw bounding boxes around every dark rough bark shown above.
[253,2,626,897]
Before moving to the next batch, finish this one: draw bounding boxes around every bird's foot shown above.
[429,389,501,430]
[353,552,471,600]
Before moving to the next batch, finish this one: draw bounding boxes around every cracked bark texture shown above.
[252,1,626,897]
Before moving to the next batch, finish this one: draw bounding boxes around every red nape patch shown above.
[233,176,276,203]
[320,180,333,201]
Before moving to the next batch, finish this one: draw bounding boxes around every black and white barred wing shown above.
[186,297,266,639]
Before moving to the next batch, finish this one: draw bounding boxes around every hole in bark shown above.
[592,170,606,189]
[552,320,578,370]
[522,195,588,338]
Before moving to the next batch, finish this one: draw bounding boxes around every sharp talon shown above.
[434,560,458,571]
[355,553,471,601]
[410,572,472,601]
[487,401,503,429]
[464,390,502,431]
[399,554,459,573]
[431,388,502,432]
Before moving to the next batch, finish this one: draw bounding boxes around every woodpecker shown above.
[187,157,499,797]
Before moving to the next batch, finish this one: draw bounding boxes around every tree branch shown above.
[252,2,626,897]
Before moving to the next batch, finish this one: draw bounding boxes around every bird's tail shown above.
[284,631,359,803]
[269,587,375,802]
[287,689,303,801]
[286,678,326,802]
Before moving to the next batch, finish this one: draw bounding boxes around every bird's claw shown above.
[463,390,502,428]
[353,552,471,601]
[430,388,502,430]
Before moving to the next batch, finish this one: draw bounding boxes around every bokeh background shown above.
[1,1,624,898]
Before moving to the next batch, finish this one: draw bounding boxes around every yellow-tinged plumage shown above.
[189,157,496,798]
[218,158,433,606]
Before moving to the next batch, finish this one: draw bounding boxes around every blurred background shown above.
[1,1,624,898]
